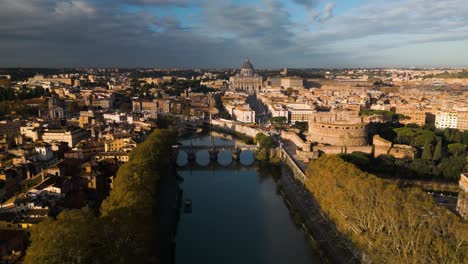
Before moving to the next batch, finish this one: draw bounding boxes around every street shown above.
[247,93,269,124]
[279,164,360,263]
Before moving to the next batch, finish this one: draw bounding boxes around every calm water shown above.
[176,136,321,264]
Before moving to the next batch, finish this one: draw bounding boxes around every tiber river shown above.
[175,134,321,264]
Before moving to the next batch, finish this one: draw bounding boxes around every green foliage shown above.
[444,128,463,143]
[155,115,175,129]
[0,86,46,101]
[448,143,466,156]
[305,155,468,264]
[219,111,231,120]
[421,140,433,160]
[432,140,442,162]
[339,152,370,169]
[254,133,275,150]
[394,127,436,147]
[426,70,468,79]
[462,131,468,145]
[0,101,37,116]
[24,208,106,264]
[119,102,130,113]
[359,109,394,117]
[293,121,308,133]
[25,129,177,264]
[270,116,287,125]
[438,156,467,181]
[67,101,80,114]
[254,133,276,161]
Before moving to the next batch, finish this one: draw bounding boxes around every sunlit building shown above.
[229,58,263,92]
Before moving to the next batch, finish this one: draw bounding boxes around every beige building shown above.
[435,111,458,129]
[456,111,468,131]
[287,104,314,123]
[229,58,263,91]
[281,77,303,89]
[232,105,256,123]
[41,127,88,148]
[308,110,368,146]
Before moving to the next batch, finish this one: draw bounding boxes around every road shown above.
[247,93,269,124]
[279,164,360,264]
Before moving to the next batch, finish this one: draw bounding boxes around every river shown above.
[175,135,321,264]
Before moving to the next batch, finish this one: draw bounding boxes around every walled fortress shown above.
[308,110,368,146]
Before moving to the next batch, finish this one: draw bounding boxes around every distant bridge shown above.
[174,143,258,166]
[177,143,258,151]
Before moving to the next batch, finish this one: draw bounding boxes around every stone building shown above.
[308,110,368,146]
[457,173,468,220]
[42,127,89,148]
[229,58,263,91]
[281,77,303,89]
[232,105,256,123]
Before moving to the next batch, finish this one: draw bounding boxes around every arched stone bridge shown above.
[177,143,258,151]
[174,143,258,164]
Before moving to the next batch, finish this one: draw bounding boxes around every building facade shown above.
[229,58,263,91]
[308,110,368,146]
[435,111,458,129]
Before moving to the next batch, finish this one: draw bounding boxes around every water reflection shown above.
[176,135,321,264]
[176,136,255,167]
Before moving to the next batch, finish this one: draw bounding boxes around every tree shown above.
[438,156,467,181]
[448,143,466,156]
[463,131,468,145]
[67,101,80,114]
[422,140,433,160]
[26,129,177,263]
[24,208,106,264]
[254,133,275,150]
[270,116,287,125]
[304,155,467,264]
[432,140,442,162]
[119,102,130,113]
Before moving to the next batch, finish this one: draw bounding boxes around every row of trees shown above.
[0,101,37,116]
[0,86,49,101]
[363,124,468,181]
[25,129,177,263]
[341,152,466,181]
[305,155,467,263]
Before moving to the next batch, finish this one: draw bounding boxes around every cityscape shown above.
[0,0,467,264]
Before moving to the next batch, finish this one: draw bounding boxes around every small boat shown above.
[184,199,192,213]
[196,127,203,133]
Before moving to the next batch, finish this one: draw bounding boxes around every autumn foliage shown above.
[305,155,467,263]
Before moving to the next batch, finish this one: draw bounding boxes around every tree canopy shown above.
[25,129,177,264]
[305,155,467,264]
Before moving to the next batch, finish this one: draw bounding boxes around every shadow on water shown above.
[175,135,322,264]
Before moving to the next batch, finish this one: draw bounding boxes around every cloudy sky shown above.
[1,0,468,68]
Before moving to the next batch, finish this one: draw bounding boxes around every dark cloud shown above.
[0,0,468,68]
[200,0,293,48]
[116,0,196,6]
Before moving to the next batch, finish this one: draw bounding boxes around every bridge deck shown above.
[177,144,257,151]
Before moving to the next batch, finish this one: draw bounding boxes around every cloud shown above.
[0,0,468,68]
[293,0,321,8]
[199,0,293,48]
[115,0,196,6]
[317,3,335,22]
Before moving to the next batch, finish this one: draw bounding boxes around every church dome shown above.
[241,58,254,70]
